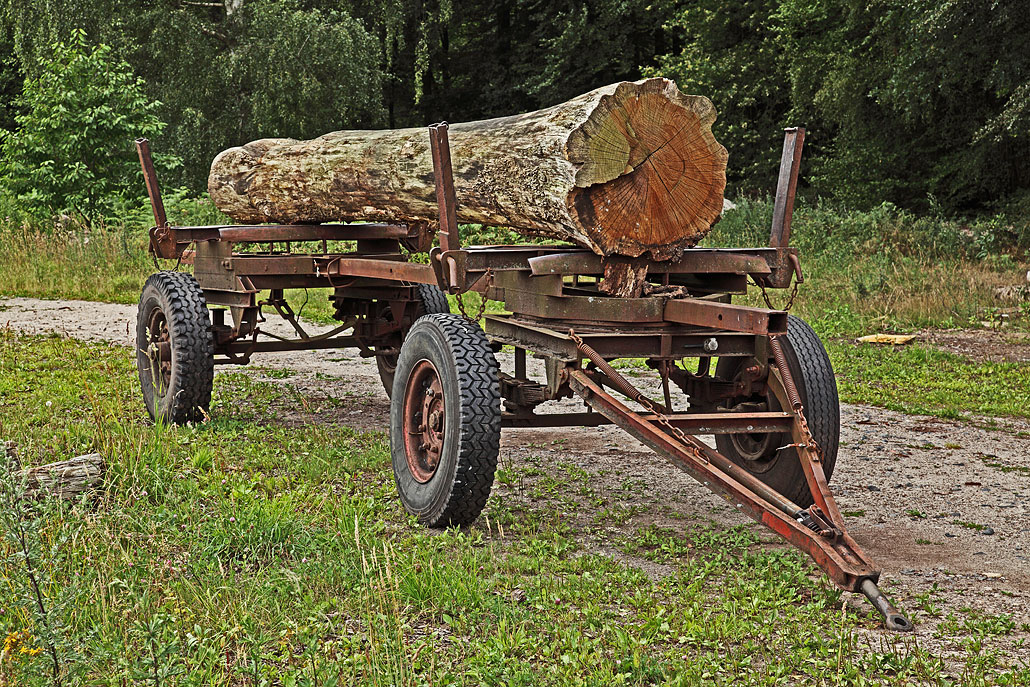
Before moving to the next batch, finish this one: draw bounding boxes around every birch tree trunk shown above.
[209,78,727,269]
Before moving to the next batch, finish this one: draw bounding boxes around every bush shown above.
[0,29,179,224]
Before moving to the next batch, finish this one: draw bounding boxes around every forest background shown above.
[1,0,1027,222]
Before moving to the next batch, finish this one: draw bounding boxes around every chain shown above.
[151,252,183,273]
[568,330,708,465]
[791,403,824,463]
[751,277,799,312]
[455,269,493,323]
[456,291,488,323]
[642,397,710,466]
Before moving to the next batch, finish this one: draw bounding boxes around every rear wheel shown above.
[136,272,214,424]
[376,284,450,397]
[389,313,500,527]
[715,315,839,507]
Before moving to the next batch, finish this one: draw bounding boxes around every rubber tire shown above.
[376,284,450,397]
[136,271,214,424]
[389,313,500,527]
[714,314,839,507]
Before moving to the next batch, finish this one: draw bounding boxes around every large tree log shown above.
[208,78,727,266]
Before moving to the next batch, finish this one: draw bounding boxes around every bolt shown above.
[703,337,719,352]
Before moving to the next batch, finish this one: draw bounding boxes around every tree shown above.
[776,0,1030,211]
[4,0,384,190]
[647,0,791,197]
[0,29,176,221]
[0,23,20,134]
[141,0,384,188]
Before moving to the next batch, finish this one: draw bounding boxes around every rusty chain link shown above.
[750,277,799,312]
[568,329,709,465]
[455,291,488,323]
[455,269,492,323]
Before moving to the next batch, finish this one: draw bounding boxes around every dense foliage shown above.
[0,0,1027,215]
[0,30,176,221]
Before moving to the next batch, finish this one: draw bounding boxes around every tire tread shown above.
[393,313,500,527]
[136,271,214,424]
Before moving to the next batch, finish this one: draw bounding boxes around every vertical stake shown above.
[769,127,805,248]
[135,138,167,229]
[428,123,460,253]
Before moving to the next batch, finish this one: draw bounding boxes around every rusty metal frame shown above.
[563,337,911,631]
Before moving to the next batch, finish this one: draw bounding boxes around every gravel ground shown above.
[3,294,1029,662]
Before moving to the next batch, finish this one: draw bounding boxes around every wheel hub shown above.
[145,308,172,397]
[402,360,446,483]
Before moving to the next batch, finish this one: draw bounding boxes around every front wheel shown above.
[389,313,500,527]
[715,315,839,507]
[136,272,214,424]
[376,284,450,397]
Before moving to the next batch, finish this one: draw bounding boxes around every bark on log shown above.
[4,442,104,501]
[208,78,727,264]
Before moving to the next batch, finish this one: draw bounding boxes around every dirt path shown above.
[4,295,1029,659]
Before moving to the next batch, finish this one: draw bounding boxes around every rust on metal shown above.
[769,127,805,248]
[324,257,437,285]
[428,123,461,255]
[403,360,446,482]
[528,249,772,277]
[503,410,794,433]
[135,138,167,229]
[568,368,880,591]
[135,138,180,259]
[664,298,788,335]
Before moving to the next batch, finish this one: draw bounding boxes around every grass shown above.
[2,197,1030,424]
[706,198,1029,337]
[827,341,1030,420]
[2,330,1028,685]
[0,222,153,303]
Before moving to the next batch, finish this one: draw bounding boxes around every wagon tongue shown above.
[567,330,913,632]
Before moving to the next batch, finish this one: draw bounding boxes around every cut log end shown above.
[566,78,727,261]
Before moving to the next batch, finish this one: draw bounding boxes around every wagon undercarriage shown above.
[133,128,912,631]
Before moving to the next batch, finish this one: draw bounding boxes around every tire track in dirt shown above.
[4,295,1029,658]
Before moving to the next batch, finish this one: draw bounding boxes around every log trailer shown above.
[133,128,912,631]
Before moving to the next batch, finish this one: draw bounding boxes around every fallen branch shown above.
[4,442,104,501]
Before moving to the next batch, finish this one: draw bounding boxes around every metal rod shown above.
[514,347,527,380]
[769,127,805,248]
[502,410,795,433]
[861,579,914,632]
